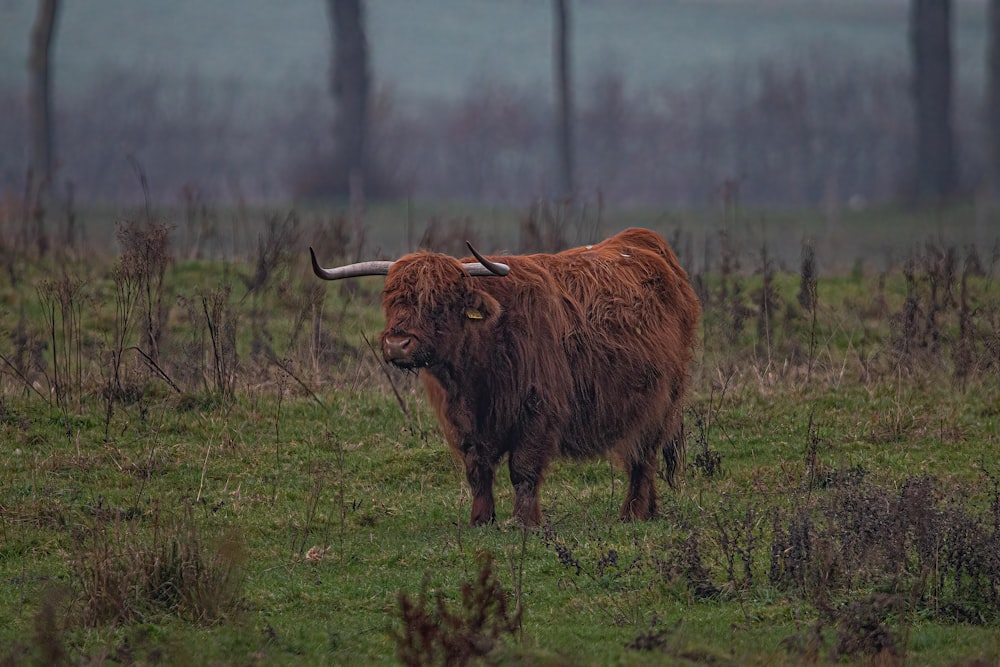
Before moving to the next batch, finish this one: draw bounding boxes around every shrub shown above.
[391,553,522,666]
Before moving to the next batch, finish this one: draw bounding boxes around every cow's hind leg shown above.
[620,431,661,521]
[662,405,685,489]
[464,449,496,526]
[621,460,657,521]
[508,447,548,527]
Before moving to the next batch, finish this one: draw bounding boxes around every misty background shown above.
[0,0,992,210]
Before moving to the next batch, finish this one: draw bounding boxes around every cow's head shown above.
[310,243,509,369]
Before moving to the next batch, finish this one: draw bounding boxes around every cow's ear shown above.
[465,290,502,324]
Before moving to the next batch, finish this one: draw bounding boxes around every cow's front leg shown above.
[464,448,496,526]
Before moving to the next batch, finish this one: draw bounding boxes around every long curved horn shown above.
[310,247,394,281]
[310,246,509,281]
[464,242,510,276]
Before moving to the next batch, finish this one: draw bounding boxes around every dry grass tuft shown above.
[69,501,245,627]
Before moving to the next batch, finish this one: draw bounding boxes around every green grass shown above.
[2,210,999,664]
[4,382,998,664]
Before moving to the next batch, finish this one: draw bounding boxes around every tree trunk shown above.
[553,0,575,199]
[327,0,370,202]
[988,0,1000,194]
[910,0,957,201]
[28,0,59,189]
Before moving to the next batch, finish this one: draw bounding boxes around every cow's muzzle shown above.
[383,334,426,368]
[383,335,412,361]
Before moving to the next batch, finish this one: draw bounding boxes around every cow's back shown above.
[451,228,699,463]
[543,228,700,460]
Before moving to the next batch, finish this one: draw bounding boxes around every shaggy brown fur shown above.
[378,228,700,526]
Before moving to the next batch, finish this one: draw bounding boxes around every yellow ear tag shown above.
[466,308,483,320]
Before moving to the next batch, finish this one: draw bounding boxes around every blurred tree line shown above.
[16,0,1000,216]
[26,0,58,201]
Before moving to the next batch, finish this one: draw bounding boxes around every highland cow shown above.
[310,228,700,526]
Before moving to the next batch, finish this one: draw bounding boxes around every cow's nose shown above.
[383,335,412,361]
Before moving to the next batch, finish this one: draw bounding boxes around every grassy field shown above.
[1,203,999,665]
